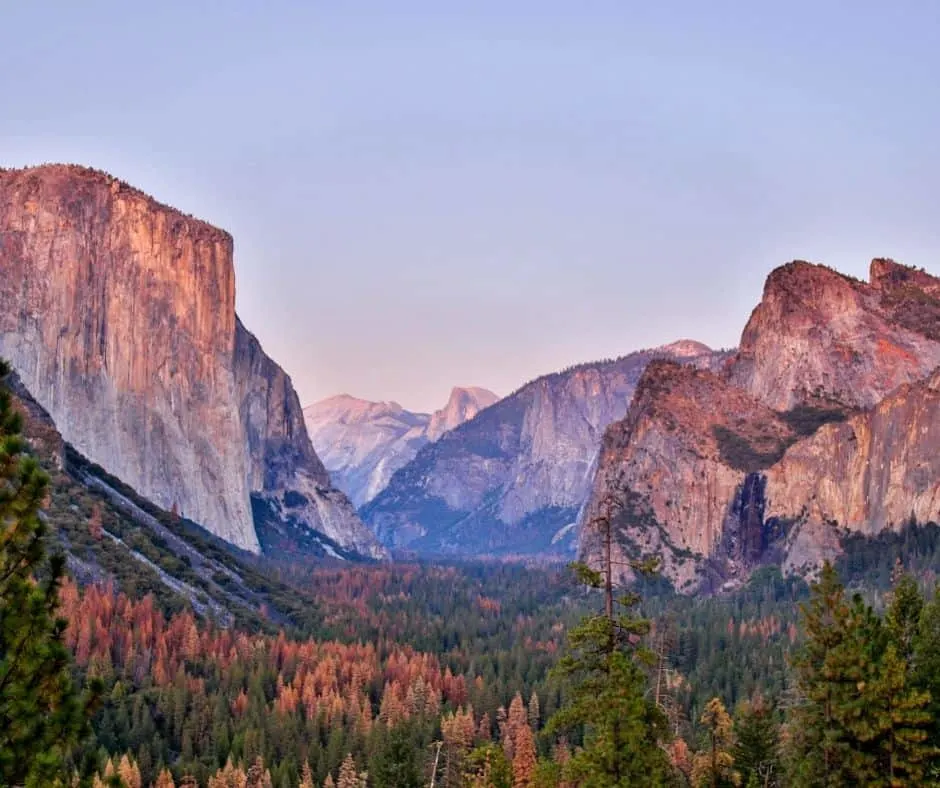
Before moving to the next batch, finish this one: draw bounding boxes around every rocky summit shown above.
[361,341,728,556]
[304,386,497,507]
[579,259,940,592]
[0,164,384,559]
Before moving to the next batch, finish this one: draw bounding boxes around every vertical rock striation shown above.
[234,320,384,557]
[0,164,383,557]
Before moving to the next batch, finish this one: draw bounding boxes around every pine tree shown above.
[337,754,363,788]
[298,761,316,788]
[860,643,935,786]
[913,585,940,777]
[369,721,421,788]
[0,360,98,784]
[246,756,273,788]
[885,571,923,664]
[732,695,779,788]
[691,697,738,788]
[463,744,512,788]
[785,562,932,786]
[527,692,540,732]
[208,758,248,788]
[787,563,865,787]
[154,768,177,788]
[545,551,671,787]
[117,753,142,788]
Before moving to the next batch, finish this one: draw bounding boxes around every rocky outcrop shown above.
[304,386,497,506]
[728,260,940,410]
[362,341,728,556]
[0,164,383,557]
[579,362,797,590]
[767,368,940,573]
[580,259,940,591]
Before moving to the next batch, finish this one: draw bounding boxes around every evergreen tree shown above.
[885,572,923,665]
[732,696,779,788]
[527,692,540,731]
[787,562,935,786]
[337,753,364,788]
[545,554,671,787]
[913,585,940,778]
[464,743,512,788]
[154,768,176,788]
[787,563,867,786]
[511,723,536,787]
[369,722,421,788]
[0,360,98,785]
[860,644,935,786]
[298,761,316,788]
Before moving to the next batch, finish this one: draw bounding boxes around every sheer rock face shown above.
[234,321,384,557]
[728,260,940,410]
[0,164,382,557]
[768,369,940,573]
[579,362,795,591]
[362,341,728,557]
[579,259,940,592]
[304,386,497,507]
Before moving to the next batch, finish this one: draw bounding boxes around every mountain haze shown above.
[362,340,728,556]
[304,386,498,506]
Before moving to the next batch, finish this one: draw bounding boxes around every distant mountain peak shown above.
[448,385,499,400]
[361,341,729,557]
[305,385,498,506]
[426,387,499,441]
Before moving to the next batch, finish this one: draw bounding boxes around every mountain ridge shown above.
[362,340,731,556]
[579,258,940,592]
[304,385,497,506]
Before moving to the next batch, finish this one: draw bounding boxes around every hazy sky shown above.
[3,2,940,411]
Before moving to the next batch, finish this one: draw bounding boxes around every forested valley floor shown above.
[5,360,940,787]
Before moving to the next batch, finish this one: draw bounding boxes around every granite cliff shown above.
[728,260,940,409]
[0,164,383,558]
[580,260,940,591]
[362,341,728,556]
[304,386,497,506]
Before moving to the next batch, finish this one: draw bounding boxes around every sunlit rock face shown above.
[0,164,383,558]
[579,260,940,593]
[728,260,940,410]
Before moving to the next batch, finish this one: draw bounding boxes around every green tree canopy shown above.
[545,559,671,787]
[0,360,97,785]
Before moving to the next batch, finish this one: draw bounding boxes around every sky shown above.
[3,2,940,412]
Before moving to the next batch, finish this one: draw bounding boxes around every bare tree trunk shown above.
[429,741,443,788]
[604,497,613,622]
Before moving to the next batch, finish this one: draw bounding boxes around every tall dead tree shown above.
[587,492,624,622]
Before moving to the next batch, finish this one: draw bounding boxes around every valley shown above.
[4,165,940,786]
